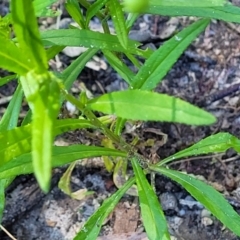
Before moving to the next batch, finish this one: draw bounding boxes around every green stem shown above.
[78,0,111,34]
[61,88,132,152]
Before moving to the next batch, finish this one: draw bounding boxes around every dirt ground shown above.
[1,1,240,239]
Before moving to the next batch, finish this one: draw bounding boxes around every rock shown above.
[160,192,178,211]
[201,216,213,226]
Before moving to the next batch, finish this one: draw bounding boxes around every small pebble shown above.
[66,101,77,115]
[178,209,186,217]
[160,192,178,211]
[201,209,211,218]
[179,197,203,209]
[201,216,213,226]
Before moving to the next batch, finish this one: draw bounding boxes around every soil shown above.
[1,1,240,240]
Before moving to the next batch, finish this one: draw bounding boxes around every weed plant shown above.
[0,0,240,239]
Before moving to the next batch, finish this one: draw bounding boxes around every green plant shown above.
[1,0,240,239]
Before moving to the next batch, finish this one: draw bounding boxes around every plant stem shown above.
[78,0,111,34]
[61,88,133,152]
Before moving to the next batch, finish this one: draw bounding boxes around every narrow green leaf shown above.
[21,110,32,126]
[126,13,139,30]
[86,0,109,26]
[101,138,115,172]
[41,29,141,53]
[152,167,240,237]
[135,47,154,59]
[159,132,240,166]
[131,157,170,240]
[0,79,24,223]
[103,50,134,84]
[145,4,240,24]
[114,117,127,135]
[74,177,135,240]
[0,125,32,167]
[33,0,60,17]
[87,90,216,125]
[0,14,11,39]
[0,145,128,178]
[79,0,106,21]
[46,45,65,60]
[0,85,23,131]
[54,118,97,134]
[25,48,98,129]
[65,0,86,28]
[0,37,30,75]
[108,0,128,49]
[131,19,210,90]
[0,74,17,87]
[11,0,48,71]
[125,52,142,68]
[20,71,61,192]
[0,118,97,166]
[61,48,98,90]
[149,0,225,7]
[58,162,77,195]
[123,0,149,13]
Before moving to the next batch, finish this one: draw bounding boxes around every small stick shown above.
[168,153,224,166]
[0,225,17,240]
[207,83,240,105]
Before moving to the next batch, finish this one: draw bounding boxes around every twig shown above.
[206,83,240,105]
[222,155,240,163]
[0,225,17,240]
[168,153,224,166]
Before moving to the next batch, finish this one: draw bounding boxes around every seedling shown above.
[0,0,240,239]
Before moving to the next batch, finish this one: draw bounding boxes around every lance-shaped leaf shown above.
[0,75,17,87]
[60,48,98,90]
[0,77,24,224]
[20,71,61,192]
[86,0,109,26]
[0,125,32,167]
[145,3,240,24]
[65,0,86,28]
[0,118,97,166]
[131,157,170,240]
[0,15,11,39]
[41,29,140,53]
[131,19,210,90]
[149,0,225,7]
[0,37,30,75]
[126,13,139,30]
[46,45,65,60]
[11,0,47,71]
[0,145,128,179]
[74,177,135,240]
[87,90,216,125]
[21,48,97,129]
[103,50,134,84]
[159,132,240,166]
[0,84,23,131]
[152,166,240,237]
[108,0,128,49]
